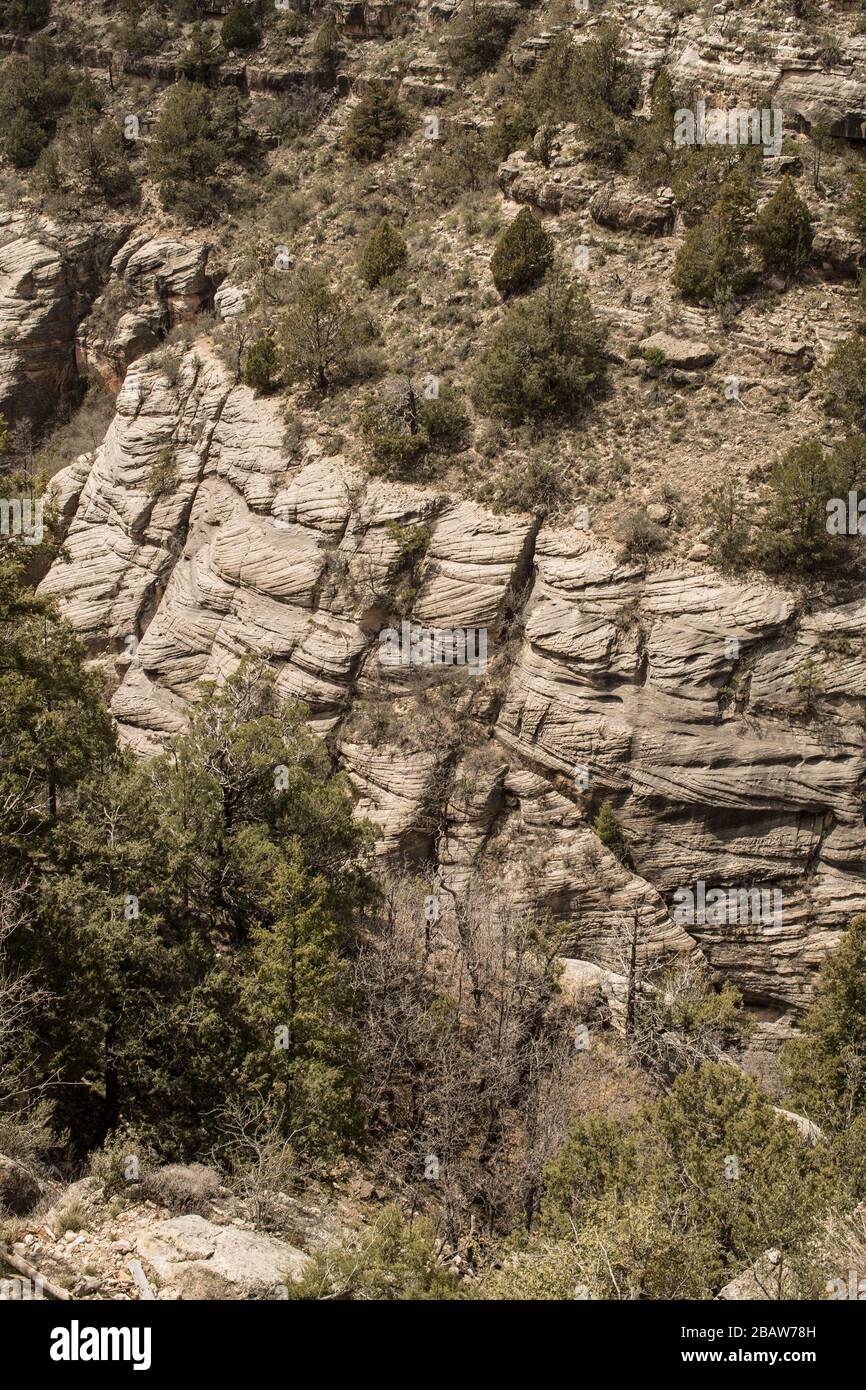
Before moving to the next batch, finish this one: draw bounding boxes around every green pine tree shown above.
[490,206,554,297]
[752,175,813,281]
[360,218,408,289]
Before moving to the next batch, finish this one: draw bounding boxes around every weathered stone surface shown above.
[135,1214,308,1295]
[639,332,716,369]
[810,220,865,278]
[0,212,125,428]
[498,150,590,214]
[77,235,215,388]
[590,183,675,235]
[39,342,866,1023]
[494,530,866,1007]
[214,281,246,320]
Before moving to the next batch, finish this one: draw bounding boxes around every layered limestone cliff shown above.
[1,0,863,1068]
[35,339,866,1032]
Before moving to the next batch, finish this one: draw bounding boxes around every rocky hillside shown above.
[3,0,866,1088]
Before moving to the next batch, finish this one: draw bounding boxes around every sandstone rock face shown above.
[40,345,866,1020]
[499,149,591,215]
[77,235,216,389]
[0,212,126,429]
[334,1,410,39]
[214,281,247,320]
[638,332,717,369]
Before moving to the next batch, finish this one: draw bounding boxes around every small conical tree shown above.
[243,336,279,393]
[221,0,260,51]
[313,16,340,71]
[752,175,813,281]
[360,218,408,288]
[490,206,554,296]
[592,799,627,862]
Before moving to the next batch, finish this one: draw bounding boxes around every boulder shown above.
[135,1214,309,1296]
[638,332,717,369]
[589,183,675,235]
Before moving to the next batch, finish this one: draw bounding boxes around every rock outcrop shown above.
[39,344,866,1025]
[0,212,126,429]
[77,235,217,390]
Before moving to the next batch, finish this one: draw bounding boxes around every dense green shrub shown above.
[702,478,751,571]
[670,145,748,226]
[783,916,866,1134]
[0,0,49,32]
[430,125,498,203]
[592,800,627,860]
[477,454,571,518]
[541,1063,831,1299]
[485,102,538,161]
[629,67,679,189]
[178,21,222,83]
[115,0,170,57]
[343,79,410,162]
[820,333,866,427]
[419,386,471,456]
[288,1206,462,1300]
[704,433,866,577]
[528,24,640,166]
[490,206,554,297]
[221,0,260,50]
[312,16,340,71]
[361,388,431,479]
[4,108,45,166]
[360,218,408,288]
[0,52,77,169]
[752,175,813,280]
[525,31,579,124]
[444,5,517,78]
[752,439,842,574]
[846,170,866,241]
[361,380,470,480]
[278,265,375,392]
[55,100,135,202]
[472,275,607,425]
[672,168,754,309]
[243,336,279,394]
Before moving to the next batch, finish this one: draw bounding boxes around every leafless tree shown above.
[0,879,53,1167]
[212,1092,297,1230]
[350,876,580,1252]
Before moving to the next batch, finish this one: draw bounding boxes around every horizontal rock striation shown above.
[39,345,866,1017]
